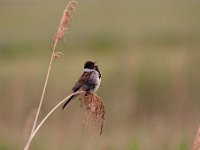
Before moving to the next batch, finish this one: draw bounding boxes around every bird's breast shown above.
[93,71,101,92]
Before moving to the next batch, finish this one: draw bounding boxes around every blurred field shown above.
[1,0,200,149]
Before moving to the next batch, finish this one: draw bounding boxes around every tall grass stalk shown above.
[24,91,83,150]
[24,1,77,150]
[192,125,200,150]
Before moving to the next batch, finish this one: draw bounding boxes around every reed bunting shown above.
[62,61,101,109]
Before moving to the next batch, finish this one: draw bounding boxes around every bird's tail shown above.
[62,94,77,110]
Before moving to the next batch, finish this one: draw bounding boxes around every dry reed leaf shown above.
[79,92,106,135]
[52,1,77,49]
[192,125,200,150]
[53,52,63,61]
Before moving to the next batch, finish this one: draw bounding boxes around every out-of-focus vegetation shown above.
[0,0,200,149]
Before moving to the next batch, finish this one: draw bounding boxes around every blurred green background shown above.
[1,0,200,149]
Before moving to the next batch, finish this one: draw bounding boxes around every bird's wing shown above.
[72,71,93,92]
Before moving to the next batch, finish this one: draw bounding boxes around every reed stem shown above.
[24,91,84,150]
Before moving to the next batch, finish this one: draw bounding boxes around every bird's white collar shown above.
[84,68,95,72]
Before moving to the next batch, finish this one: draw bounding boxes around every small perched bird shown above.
[62,61,101,109]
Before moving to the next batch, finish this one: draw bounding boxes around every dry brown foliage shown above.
[192,125,200,150]
[79,92,106,135]
[52,1,77,50]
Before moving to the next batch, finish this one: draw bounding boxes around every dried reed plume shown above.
[192,125,200,150]
[24,1,77,150]
[52,0,77,50]
[79,92,106,135]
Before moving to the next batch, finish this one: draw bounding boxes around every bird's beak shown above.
[94,61,98,66]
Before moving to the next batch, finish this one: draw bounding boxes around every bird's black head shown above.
[84,61,96,69]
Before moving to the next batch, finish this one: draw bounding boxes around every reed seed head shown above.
[79,92,106,135]
[52,1,77,50]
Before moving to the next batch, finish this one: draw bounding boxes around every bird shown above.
[62,61,101,110]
